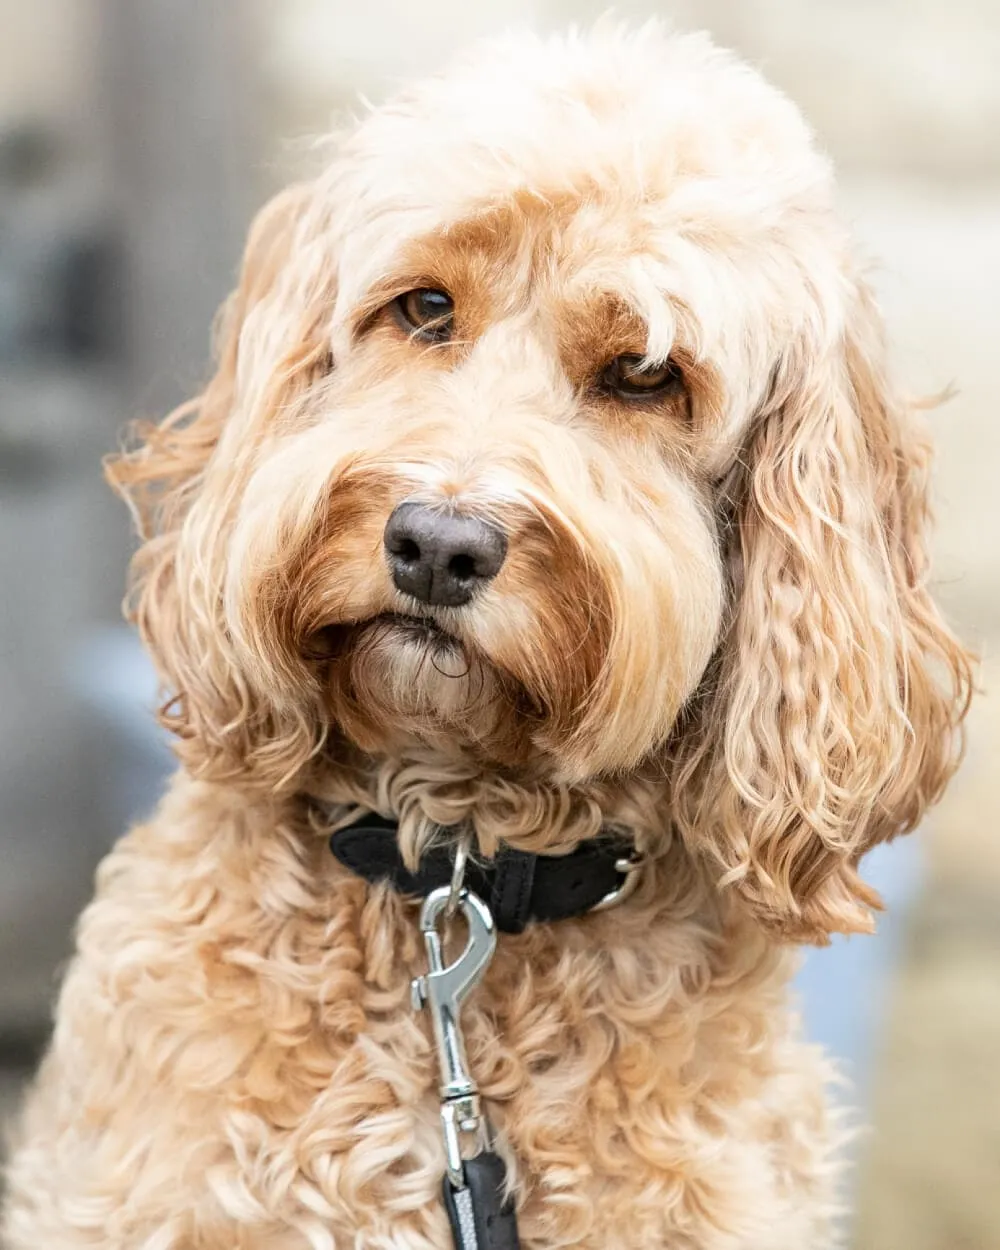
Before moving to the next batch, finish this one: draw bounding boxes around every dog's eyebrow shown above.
[560,291,654,364]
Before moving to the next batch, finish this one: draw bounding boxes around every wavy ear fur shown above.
[105,183,333,786]
[674,276,973,943]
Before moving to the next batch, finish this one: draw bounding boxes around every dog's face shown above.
[112,28,971,939]
[239,193,733,779]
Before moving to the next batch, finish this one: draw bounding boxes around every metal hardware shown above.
[411,882,497,1188]
[445,831,473,920]
[591,851,646,912]
[410,845,523,1248]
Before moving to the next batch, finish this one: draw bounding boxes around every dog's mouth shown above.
[306,612,464,662]
[364,611,462,651]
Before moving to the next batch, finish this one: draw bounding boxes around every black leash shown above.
[329,812,644,1250]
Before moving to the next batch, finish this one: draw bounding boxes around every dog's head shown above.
[109,26,971,940]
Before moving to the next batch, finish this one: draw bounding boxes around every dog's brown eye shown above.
[395,288,454,342]
[602,354,684,399]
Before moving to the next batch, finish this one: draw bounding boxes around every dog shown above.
[2,22,973,1250]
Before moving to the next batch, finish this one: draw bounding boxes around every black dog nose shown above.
[383,502,507,607]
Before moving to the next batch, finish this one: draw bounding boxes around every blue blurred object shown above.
[794,835,922,1103]
[69,626,175,838]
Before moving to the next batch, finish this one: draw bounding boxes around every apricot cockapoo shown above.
[3,23,971,1250]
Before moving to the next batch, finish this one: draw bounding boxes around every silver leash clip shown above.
[411,837,497,1188]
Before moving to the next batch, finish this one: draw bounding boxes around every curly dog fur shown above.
[3,23,972,1249]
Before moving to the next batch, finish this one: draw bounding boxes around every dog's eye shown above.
[394,288,454,342]
[602,354,685,399]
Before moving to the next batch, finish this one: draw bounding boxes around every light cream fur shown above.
[2,22,972,1249]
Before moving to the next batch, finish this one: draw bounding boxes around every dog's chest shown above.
[216,884,810,1249]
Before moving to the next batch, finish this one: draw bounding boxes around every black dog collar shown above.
[329,813,642,934]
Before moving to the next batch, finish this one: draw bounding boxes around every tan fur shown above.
[2,23,972,1249]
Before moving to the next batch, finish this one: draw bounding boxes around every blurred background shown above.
[0,2,997,1245]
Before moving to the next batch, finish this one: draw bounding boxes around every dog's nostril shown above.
[394,537,421,564]
[448,552,477,581]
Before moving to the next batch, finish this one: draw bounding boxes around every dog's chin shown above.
[319,613,523,758]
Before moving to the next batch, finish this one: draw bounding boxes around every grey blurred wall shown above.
[0,0,258,1031]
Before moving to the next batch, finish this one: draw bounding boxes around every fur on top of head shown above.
[107,22,972,942]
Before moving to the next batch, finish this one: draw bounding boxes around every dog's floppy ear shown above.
[674,272,973,942]
[105,182,333,782]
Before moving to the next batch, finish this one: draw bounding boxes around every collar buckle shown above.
[590,851,645,912]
